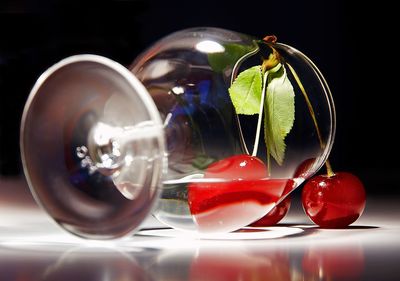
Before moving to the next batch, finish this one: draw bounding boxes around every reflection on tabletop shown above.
[1,177,400,281]
[0,241,366,281]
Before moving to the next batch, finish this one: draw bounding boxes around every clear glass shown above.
[20,27,335,239]
[20,55,165,239]
[130,27,336,233]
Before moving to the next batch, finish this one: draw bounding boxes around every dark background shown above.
[0,0,397,194]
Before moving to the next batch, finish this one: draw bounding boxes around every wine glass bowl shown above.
[129,27,336,233]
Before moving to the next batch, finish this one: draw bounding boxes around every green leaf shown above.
[208,43,255,73]
[228,65,263,115]
[264,64,295,165]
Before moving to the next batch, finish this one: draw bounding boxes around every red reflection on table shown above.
[302,245,365,280]
[189,248,290,281]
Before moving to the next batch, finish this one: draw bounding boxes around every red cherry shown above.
[188,154,289,232]
[249,158,316,227]
[203,154,267,180]
[302,172,366,228]
[249,196,291,227]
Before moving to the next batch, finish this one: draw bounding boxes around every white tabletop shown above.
[1,177,399,281]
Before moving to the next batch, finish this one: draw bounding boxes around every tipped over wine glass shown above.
[20,27,337,239]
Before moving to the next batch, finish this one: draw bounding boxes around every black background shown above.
[0,0,398,194]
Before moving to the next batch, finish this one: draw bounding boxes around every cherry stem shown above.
[263,35,277,44]
[286,63,324,147]
[231,45,261,156]
[325,159,335,177]
[252,69,268,157]
[286,63,335,176]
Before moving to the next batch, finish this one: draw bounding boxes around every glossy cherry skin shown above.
[249,196,291,227]
[249,158,316,226]
[203,154,267,180]
[302,172,366,228]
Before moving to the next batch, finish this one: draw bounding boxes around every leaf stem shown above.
[286,63,334,175]
[252,69,268,157]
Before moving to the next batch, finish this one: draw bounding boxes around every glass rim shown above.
[20,54,166,239]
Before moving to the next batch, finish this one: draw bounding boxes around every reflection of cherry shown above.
[302,246,364,280]
[302,172,366,228]
[190,249,290,281]
[188,154,289,232]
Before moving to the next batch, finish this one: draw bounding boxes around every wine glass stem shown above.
[115,125,163,148]
[84,122,163,174]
